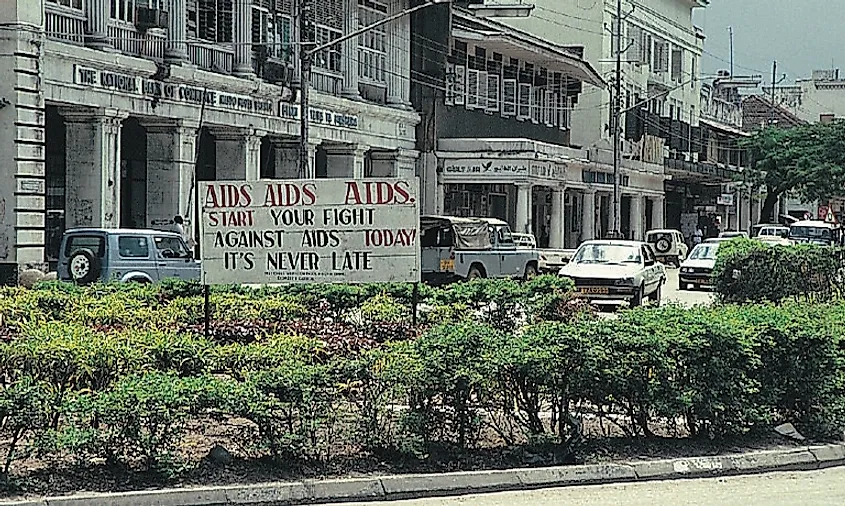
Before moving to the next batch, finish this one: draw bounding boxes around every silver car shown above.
[58,228,200,284]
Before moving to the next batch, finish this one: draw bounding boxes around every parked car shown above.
[538,248,577,274]
[58,228,200,284]
[757,225,790,239]
[679,240,722,290]
[718,230,749,239]
[512,233,537,249]
[420,216,539,284]
[558,240,666,307]
[645,229,688,266]
[788,220,844,246]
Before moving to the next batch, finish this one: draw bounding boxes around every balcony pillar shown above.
[164,0,188,63]
[85,0,111,50]
[233,0,255,78]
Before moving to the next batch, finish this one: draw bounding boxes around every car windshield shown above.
[790,226,831,240]
[689,243,719,260]
[572,244,641,265]
[646,232,671,243]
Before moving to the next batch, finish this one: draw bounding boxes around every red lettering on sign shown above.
[263,182,319,207]
[343,181,415,205]
[205,184,252,208]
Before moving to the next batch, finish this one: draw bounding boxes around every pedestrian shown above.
[171,215,197,249]
[693,226,703,246]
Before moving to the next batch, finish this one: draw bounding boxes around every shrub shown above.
[0,377,53,479]
[713,239,844,303]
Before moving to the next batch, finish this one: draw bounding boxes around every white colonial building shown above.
[0,0,420,281]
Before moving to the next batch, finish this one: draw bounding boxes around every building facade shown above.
[767,69,845,124]
[0,0,421,281]
[411,4,666,248]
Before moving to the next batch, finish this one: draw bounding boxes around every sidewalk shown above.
[6,444,845,506]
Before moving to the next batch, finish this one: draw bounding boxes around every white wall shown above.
[501,0,704,148]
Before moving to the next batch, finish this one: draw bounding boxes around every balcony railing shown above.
[188,40,234,74]
[311,68,343,96]
[108,22,166,61]
[45,5,86,45]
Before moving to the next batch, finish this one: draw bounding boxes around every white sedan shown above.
[559,240,667,307]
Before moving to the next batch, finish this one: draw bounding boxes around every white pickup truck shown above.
[512,233,575,274]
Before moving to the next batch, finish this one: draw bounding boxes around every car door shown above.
[153,235,196,280]
[641,245,660,292]
[495,225,524,278]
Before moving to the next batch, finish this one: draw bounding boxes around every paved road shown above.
[662,267,714,307]
[327,467,845,506]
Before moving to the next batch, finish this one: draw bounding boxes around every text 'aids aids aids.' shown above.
[199,178,421,285]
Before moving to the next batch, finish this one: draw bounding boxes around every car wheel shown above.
[630,284,644,307]
[655,238,671,254]
[68,248,101,285]
[467,264,485,281]
[523,263,538,281]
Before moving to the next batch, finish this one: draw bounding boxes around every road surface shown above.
[662,267,714,307]
[326,467,845,506]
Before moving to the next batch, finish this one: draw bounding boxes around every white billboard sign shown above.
[199,178,420,285]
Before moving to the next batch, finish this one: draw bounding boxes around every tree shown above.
[740,121,845,223]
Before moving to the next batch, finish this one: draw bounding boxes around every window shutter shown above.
[477,70,488,110]
[517,83,531,120]
[532,86,543,123]
[671,48,683,82]
[467,69,480,109]
[502,78,517,117]
[454,65,466,106]
[628,24,642,63]
[486,72,500,112]
[545,90,554,126]
[642,32,652,66]
[445,63,455,106]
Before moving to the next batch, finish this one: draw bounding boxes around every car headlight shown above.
[615,277,635,286]
[681,267,691,273]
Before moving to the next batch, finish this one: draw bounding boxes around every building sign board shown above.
[73,65,357,129]
[442,159,564,180]
[199,178,420,285]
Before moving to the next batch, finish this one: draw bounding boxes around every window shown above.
[641,31,653,66]
[197,0,233,43]
[486,72,500,113]
[251,6,291,61]
[627,23,643,63]
[48,0,84,10]
[671,47,683,82]
[502,78,517,117]
[453,65,466,106]
[359,0,387,83]
[653,38,670,73]
[691,55,698,88]
[154,236,191,259]
[313,25,341,72]
[111,0,135,22]
[517,82,532,120]
[64,235,106,258]
[118,236,150,258]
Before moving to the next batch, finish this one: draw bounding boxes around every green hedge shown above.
[0,300,843,480]
[712,238,844,303]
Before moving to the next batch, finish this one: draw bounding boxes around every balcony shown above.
[45,5,86,45]
[187,40,234,74]
[108,22,166,61]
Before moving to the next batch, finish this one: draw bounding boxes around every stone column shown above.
[85,0,111,49]
[271,139,300,179]
[652,195,665,231]
[233,0,255,78]
[324,144,369,178]
[582,190,596,241]
[515,184,532,234]
[630,194,644,241]
[61,108,127,228]
[165,0,188,63]
[549,188,566,248]
[341,0,361,99]
[142,120,198,230]
[385,0,409,108]
[212,129,264,181]
[369,148,418,179]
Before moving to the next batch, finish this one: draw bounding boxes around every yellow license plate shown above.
[580,286,609,295]
[440,259,455,271]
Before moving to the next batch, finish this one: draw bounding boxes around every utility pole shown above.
[611,0,623,238]
[297,0,314,178]
[728,27,734,76]
[769,60,777,125]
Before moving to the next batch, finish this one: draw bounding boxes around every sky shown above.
[694,0,845,84]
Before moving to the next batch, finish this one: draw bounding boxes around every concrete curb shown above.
[8,444,845,506]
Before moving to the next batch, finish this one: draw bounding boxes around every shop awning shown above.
[452,11,605,88]
[699,117,751,138]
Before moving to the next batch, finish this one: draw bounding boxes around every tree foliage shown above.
[741,121,845,221]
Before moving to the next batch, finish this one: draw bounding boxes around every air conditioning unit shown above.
[265,60,293,86]
[136,7,168,31]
